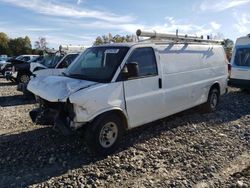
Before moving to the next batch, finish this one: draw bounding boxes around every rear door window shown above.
[235,48,250,67]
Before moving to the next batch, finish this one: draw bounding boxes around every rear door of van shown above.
[123,47,164,128]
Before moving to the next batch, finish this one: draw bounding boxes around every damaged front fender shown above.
[69,82,127,124]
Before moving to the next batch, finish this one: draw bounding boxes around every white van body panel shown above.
[69,82,126,124]
[119,44,227,128]
[230,36,250,81]
[160,44,225,110]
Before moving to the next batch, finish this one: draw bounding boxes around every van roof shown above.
[93,43,137,48]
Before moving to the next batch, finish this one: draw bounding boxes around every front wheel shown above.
[18,73,30,84]
[84,114,125,156]
[202,87,220,113]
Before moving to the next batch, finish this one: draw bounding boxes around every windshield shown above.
[235,47,250,67]
[65,46,129,82]
[41,54,63,68]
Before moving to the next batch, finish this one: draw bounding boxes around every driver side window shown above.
[126,47,158,78]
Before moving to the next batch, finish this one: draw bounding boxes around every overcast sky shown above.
[0,0,249,48]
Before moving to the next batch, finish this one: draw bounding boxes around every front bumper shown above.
[228,78,250,89]
[30,98,84,135]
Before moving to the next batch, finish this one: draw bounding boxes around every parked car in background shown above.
[30,45,84,73]
[1,55,38,76]
[29,53,64,73]
[33,53,80,77]
[229,34,250,90]
[16,52,80,93]
[5,56,44,83]
[17,45,84,93]
[27,30,228,155]
[0,54,8,59]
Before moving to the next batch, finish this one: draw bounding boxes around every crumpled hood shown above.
[27,75,98,102]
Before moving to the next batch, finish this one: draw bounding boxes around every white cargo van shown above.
[229,34,250,89]
[28,30,228,155]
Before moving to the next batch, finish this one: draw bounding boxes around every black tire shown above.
[17,73,30,84]
[84,114,125,156]
[202,87,220,113]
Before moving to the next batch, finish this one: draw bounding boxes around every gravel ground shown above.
[0,76,249,188]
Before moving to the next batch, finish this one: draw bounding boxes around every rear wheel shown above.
[84,114,125,155]
[202,87,220,112]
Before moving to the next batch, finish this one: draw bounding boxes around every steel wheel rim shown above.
[210,92,218,109]
[20,75,29,83]
[99,122,118,148]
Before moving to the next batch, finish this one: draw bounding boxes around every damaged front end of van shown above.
[27,46,129,136]
[28,75,99,135]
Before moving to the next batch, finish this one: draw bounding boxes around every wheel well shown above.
[210,83,220,95]
[94,110,128,130]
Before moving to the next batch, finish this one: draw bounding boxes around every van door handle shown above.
[158,78,162,89]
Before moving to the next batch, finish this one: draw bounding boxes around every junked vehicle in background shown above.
[5,56,43,83]
[1,55,38,76]
[30,45,84,74]
[27,30,228,155]
[32,53,79,77]
[16,45,84,93]
[229,34,250,90]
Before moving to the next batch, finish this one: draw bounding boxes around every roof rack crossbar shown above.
[136,29,223,44]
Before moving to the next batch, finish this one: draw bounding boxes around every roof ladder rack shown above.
[136,29,223,44]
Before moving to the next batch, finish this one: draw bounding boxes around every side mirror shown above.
[127,62,139,78]
[121,62,139,80]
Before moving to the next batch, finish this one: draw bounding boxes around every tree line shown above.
[93,34,135,45]
[0,32,41,57]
